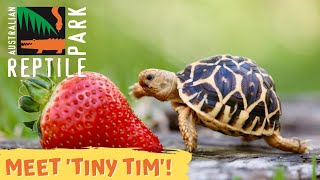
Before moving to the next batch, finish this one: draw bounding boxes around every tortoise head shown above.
[138,69,178,101]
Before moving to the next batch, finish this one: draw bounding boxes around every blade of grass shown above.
[232,176,241,180]
[273,165,286,180]
[312,154,317,180]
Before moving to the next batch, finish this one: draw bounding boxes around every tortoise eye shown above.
[146,74,155,81]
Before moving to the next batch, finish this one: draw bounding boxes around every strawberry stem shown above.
[49,61,57,84]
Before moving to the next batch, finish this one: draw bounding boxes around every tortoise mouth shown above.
[139,79,148,88]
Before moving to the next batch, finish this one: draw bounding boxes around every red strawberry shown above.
[19,65,163,152]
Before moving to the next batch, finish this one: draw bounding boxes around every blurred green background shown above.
[0,0,319,138]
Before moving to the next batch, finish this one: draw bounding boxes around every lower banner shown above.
[0,148,191,179]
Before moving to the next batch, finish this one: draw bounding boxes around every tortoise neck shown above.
[155,72,179,101]
[166,76,180,101]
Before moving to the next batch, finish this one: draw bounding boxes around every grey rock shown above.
[0,98,319,180]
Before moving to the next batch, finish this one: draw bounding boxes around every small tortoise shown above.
[130,55,308,153]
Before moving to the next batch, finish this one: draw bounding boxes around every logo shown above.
[8,6,87,78]
[17,7,65,55]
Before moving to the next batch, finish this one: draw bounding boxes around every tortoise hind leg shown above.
[263,134,308,154]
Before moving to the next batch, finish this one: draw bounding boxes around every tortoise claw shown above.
[299,139,312,153]
[185,143,197,153]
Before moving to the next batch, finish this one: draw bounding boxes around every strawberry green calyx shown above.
[37,73,55,87]
[28,77,52,90]
[19,61,56,136]
[19,96,40,112]
[22,79,51,105]
[23,120,42,138]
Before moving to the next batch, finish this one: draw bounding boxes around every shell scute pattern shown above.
[199,55,223,64]
[193,64,215,81]
[176,55,281,136]
[241,72,262,107]
[213,66,237,98]
[183,83,219,113]
[178,65,192,83]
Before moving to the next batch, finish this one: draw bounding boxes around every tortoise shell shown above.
[176,55,281,136]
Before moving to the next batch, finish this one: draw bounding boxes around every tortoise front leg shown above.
[172,102,198,152]
[129,83,148,99]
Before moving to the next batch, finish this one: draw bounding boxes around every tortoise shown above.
[130,54,308,153]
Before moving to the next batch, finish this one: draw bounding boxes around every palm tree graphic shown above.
[17,7,65,54]
[17,7,58,36]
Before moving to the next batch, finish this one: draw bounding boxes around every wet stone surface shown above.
[159,132,320,180]
[0,139,41,149]
[0,131,318,180]
[0,98,319,180]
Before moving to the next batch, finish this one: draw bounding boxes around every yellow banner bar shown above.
[0,148,191,179]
